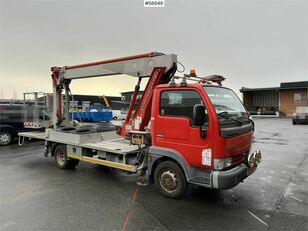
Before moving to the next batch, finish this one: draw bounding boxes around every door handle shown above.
[156,134,164,138]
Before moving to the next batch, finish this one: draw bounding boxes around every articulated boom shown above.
[118,63,176,137]
[50,52,177,136]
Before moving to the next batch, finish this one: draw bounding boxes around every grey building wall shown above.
[252,90,279,108]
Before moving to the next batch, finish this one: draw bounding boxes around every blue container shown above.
[69,111,112,122]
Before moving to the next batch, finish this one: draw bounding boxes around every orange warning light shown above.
[190,69,197,77]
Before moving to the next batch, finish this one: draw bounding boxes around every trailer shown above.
[0,92,51,146]
[19,52,261,198]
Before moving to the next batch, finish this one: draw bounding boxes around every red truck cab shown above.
[147,82,261,198]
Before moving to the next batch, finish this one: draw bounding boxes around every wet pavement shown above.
[0,118,307,230]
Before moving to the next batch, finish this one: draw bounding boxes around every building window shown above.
[160,90,203,120]
[294,93,301,103]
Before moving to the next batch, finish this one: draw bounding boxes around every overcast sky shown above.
[0,0,307,99]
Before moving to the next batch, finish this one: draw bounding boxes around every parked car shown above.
[111,110,127,120]
[0,104,28,145]
[0,104,48,145]
[293,106,308,125]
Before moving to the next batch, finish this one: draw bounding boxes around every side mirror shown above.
[193,104,207,139]
[193,104,206,126]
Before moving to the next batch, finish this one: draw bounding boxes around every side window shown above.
[160,90,204,120]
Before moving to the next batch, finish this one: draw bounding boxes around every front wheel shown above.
[154,160,187,199]
[54,145,79,169]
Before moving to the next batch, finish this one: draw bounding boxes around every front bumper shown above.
[211,150,261,189]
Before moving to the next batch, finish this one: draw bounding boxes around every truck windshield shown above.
[204,86,248,121]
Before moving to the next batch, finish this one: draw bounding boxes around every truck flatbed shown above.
[18,130,139,155]
[81,140,138,155]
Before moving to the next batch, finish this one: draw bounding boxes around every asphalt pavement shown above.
[0,118,307,231]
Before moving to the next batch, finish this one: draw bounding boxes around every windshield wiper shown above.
[229,117,243,126]
[217,111,243,125]
[217,111,228,118]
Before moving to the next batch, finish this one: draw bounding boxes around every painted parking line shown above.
[248,211,268,227]
[289,195,303,203]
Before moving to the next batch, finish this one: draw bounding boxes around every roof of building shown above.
[69,95,121,106]
[240,81,308,92]
[280,81,308,89]
[120,90,144,94]
[240,87,279,92]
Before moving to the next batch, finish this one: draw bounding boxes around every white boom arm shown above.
[62,54,177,79]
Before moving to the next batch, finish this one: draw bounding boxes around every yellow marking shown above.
[67,153,136,172]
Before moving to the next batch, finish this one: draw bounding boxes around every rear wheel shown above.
[54,145,79,169]
[154,160,187,199]
[0,131,13,146]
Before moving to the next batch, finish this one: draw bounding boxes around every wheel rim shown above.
[0,132,11,145]
[56,150,66,166]
[159,170,178,193]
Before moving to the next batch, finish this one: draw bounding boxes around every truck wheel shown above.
[154,160,187,199]
[54,145,79,169]
[54,145,69,169]
[0,131,13,146]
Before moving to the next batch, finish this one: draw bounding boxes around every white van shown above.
[111,110,127,120]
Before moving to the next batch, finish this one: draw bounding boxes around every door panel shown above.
[152,89,213,168]
[156,117,190,141]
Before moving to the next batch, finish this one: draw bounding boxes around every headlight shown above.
[213,158,232,170]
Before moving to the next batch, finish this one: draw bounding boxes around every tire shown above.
[154,160,187,199]
[54,145,79,169]
[0,131,13,146]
